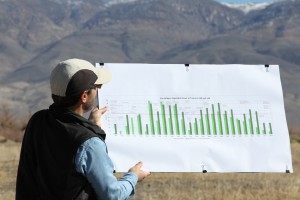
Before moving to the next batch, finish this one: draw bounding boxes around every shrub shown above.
[0,104,30,142]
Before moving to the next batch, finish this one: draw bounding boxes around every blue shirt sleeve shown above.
[75,137,138,200]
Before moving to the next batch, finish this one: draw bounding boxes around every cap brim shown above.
[94,68,112,84]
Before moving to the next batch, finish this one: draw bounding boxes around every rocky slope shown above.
[0,0,299,125]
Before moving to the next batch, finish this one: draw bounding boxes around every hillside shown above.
[0,0,299,125]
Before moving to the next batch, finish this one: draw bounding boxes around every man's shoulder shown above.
[26,109,49,124]
[81,137,106,149]
[80,136,108,154]
[31,109,49,118]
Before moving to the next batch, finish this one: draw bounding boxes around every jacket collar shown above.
[49,104,106,140]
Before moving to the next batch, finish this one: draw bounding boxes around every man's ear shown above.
[81,91,88,103]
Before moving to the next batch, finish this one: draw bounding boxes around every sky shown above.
[217,0,274,3]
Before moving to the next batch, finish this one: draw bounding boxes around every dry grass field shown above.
[0,137,299,200]
[132,141,300,200]
[0,110,299,200]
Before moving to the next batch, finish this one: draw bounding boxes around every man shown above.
[16,58,150,200]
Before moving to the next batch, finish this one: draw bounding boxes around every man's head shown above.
[50,58,111,110]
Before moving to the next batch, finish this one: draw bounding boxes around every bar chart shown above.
[96,64,293,172]
[103,97,273,138]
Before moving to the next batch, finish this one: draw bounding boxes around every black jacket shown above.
[16,104,106,200]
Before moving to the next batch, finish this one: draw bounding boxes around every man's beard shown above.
[83,97,95,113]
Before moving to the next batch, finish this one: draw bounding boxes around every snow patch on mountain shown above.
[104,0,138,7]
[221,2,273,13]
[48,0,83,5]
[48,0,139,7]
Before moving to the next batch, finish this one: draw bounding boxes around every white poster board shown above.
[97,64,293,173]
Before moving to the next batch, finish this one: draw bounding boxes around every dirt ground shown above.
[0,138,299,200]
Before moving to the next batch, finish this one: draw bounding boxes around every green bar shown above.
[146,124,149,135]
[194,118,199,135]
[230,110,235,135]
[269,123,273,135]
[206,108,211,135]
[137,114,142,135]
[243,114,248,135]
[131,117,134,135]
[169,105,174,135]
[200,110,205,135]
[189,122,192,135]
[126,115,130,135]
[125,126,129,135]
[161,103,167,135]
[237,119,241,135]
[224,111,229,135]
[255,111,260,135]
[248,119,252,135]
[114,124,117,135]
[168,118,172,135]
[174,104,180,135]
[148,101,155,135]
[218,103,223,135]
[249,110,254,135]
[243,121,246,135]
[157,111,161,135]
[263,123,266,135]
[181,112,186,135]
[230,117,233,135]
[211,104,217,135]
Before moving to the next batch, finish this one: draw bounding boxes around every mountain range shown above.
[0,0,299,126]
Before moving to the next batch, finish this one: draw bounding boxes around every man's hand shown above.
[129,162,150,182]
[88,107,108,127]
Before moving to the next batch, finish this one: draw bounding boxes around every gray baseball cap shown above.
[50,58,111,97]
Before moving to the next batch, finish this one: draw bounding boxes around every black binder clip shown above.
[202,165,207,173]
[286,165,290,173]
[100,63,104,66]
[185,64,190,72]
[265,64,269,72]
